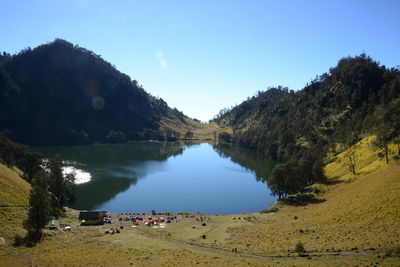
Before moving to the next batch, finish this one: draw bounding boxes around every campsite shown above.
[1,136,400,265]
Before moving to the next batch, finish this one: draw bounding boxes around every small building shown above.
[78,211,107,225]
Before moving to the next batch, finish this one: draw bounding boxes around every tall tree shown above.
[373,125,391,164]
[25,170,50,243]
[48,154,67,217]
[345,144,358,176]
[268,163,288,198]
[0,135,15,167]
[383,99,400,155]
[184,131,194,139]
[344,134,359,177]
[20,152,43,183]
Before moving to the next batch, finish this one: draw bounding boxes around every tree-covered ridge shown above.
[212,54,400,197]
[213,54,400,162]
[0,39,187,145]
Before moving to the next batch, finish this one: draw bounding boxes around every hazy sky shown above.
[1,0,399,121]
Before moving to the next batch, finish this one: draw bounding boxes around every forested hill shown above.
[212,54,400,163]
[0,39,187,145]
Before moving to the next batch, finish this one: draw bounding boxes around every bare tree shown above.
[373,125,392,164]
[345,144,358,176]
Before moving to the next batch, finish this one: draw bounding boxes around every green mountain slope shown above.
[0,39,188,145]
[213,54,400,162]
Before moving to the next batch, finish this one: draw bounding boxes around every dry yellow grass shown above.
[0,164,30,243]
[1,216,393,267]
[325,135,398,181]
[0,164,30,206]
[1,136,399,266]
[208,135,400,265]
[160,117,232,140]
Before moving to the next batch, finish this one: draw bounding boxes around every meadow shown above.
[0,136,399,266]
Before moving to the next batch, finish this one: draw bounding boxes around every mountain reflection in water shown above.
[34,142,276,214]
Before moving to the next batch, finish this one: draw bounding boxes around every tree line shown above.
[0,135,75,244]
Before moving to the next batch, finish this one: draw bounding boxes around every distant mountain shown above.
[0,39,187,145]
[213,54,400,162]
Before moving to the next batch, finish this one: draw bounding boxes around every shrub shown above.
[385,247,400,257]
[295,242,306,254]
[301,184,326,194]
[260,206,279,213]
[278,193,325,206]
[218,132,232,143]
[13,234,24,247]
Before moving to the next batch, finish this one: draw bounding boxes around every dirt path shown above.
[141,228,380,261]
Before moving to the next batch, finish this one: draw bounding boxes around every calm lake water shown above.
[34,142,276,214]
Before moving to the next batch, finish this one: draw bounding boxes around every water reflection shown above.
[35,142,184,210]
[34,142,276,214]
[74,177,136,210]
[212,143,275,183]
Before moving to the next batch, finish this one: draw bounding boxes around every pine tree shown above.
[20,152,42,183]
[25,170,50,242]
[48,154,66,218]
[47,154,76,217]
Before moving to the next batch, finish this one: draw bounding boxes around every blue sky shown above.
[1,0,399,121]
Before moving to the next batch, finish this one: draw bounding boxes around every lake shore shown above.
[1,136,400,266]
[37,141,276,215]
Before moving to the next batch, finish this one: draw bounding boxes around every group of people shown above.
[117,215,180,227]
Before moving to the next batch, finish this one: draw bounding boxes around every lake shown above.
[34,142,276,214]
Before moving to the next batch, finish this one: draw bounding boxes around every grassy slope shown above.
[0,164,30,243]
[160,117,232,140]
[1,136,399,266]
[207,136,400,264]
[0,164,30,207]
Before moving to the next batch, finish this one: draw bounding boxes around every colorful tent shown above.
[46,219,60,229]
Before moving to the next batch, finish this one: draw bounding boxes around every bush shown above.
[295,242,306,254]
[26,228,43,244]
[278,193,325,206]
[261,206,279,213]
[301,184,325,194]
[13,234,25,247]
[385,247,400,258]
[218,132,232,143]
